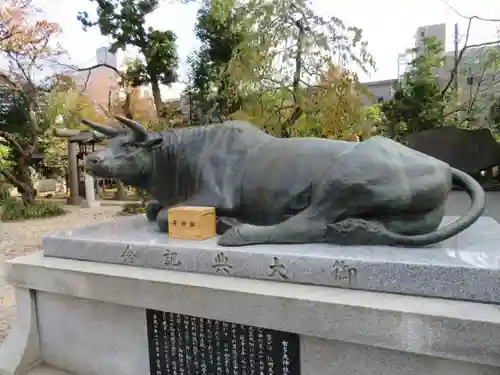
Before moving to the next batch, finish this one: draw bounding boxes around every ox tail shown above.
[385,167,485,246]
[327,168,485,247]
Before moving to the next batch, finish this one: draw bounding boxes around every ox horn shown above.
[114,115,148,142]
[81,119,119,138]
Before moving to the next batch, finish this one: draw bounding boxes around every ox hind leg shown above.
[218,207,330,246]
[325,203,445,246]
[218,202,446,247]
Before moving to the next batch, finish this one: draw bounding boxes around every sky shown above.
[17,0,500,98]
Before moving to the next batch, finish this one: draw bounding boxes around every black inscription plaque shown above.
[146,309,301,375]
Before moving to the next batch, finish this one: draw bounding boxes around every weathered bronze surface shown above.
[82,116,485,247]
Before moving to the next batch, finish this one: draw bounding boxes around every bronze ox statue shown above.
[81,116,485,247]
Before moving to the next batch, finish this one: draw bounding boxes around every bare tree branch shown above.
[443,0,500,22]
[56,62,124,93]
[0,169,23,190]
[281,19,305,136]
[467,63,488,113]
[441,17,473,97]
[0,70,21,90]
[0,131,28,156]
[440,16,500,99]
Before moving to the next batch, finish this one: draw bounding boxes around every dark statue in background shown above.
[82,116,485,247]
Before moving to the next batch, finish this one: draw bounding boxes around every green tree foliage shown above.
[455,46,500,128]
[40,75,109,178]
[187,0,245,123]
[0,84,49,203]
[489,96,500,130]
[226,0,374,137]
[0,87,28,178]
[186,0,374,136]
[0,1,62,203]
[381,37,500,138]
[381,37,449,137]
[78,0,179,116]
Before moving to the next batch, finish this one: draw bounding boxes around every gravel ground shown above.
[0,205,121,343]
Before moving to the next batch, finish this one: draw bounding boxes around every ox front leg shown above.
[218,208,328,246]
[146,200,163,222]
[156,207,170,233]
[216,216,242,235]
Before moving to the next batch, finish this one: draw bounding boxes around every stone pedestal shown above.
[41,215,500,303]
[1,216,500,374]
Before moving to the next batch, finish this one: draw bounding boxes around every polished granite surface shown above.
[42,215,500,303]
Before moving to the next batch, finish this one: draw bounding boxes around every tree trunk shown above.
[1,157,37,205]
[281,20,306,137]
[115,95,133,202]
[20,184,36,205]
[15,159,36,205]
[150,78,163,118]
[123,90,133,119]
[281,107,303,137]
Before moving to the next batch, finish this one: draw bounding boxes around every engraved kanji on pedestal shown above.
[212,252,232,275]
[331,260,358,284]
[120,244,138,265]
[268,257,289,280]
[163,249,181,268]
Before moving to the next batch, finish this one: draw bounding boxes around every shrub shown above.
[119,202,146,216]
[0,183,11,203]
[1,198,68,221]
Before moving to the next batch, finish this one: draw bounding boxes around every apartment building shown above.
[364,23,500,111]
[362,79,398,104]
[70,47,121,111]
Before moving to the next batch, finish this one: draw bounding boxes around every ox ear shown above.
[140,137,163,150]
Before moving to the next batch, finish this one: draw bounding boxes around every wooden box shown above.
[167,206,217,240]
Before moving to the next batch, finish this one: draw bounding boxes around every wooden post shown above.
[68,140,81,205]
[67,141,80,205]
[53,129,105,205]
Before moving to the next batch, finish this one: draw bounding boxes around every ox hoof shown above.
[146,201,163,222]
[218,225,253,246]
[156,219,169,233]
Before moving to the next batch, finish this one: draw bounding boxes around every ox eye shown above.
[122,143,135,152]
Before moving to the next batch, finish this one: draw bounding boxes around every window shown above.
[377,97,384,103]
[420,31,425,37]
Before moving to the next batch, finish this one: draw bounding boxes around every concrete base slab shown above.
[0,288,40,375]
[0,252,499,375]
[26,365,78,375]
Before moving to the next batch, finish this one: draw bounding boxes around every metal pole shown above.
[453,23,460,99]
